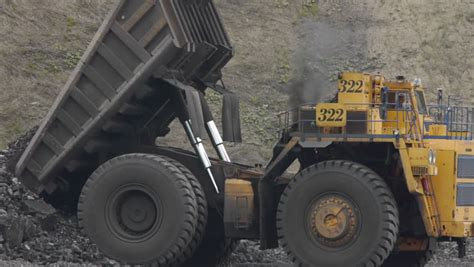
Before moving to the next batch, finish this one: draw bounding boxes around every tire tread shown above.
[277,160,399,266]
[77,154,198,265]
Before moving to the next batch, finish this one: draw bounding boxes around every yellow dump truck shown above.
[14,0,473,266]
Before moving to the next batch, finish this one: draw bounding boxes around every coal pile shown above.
[226,241,290,267]
[0,130,110,265]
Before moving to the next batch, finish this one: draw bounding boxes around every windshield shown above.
[415,90,427,114]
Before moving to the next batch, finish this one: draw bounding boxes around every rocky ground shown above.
[0,132,473,267]
[0,131,288,266]
[0,130,110,265]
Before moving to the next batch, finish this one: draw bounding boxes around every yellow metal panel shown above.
[398,141,423,194]
[398,141,441,236]
[440,221,474,237]
[454,206,474,222]
[431,150,456,223]
[429,124,447,136]
[315,103,347,127]
[338,72,372,94]
[368,108,383,135]
[449,131,469,138]
[383,111,408,134]
[408,147,430,166]
[338,94,370,110]
[415,194,441,236]
[224,179,256,229]
[338,72,372,109]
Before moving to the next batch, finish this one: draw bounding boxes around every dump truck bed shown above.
[15,0,233,193]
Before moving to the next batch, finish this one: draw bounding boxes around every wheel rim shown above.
[106,184,163,242]
[307,193,361,249]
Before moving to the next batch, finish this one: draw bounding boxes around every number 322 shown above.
[318,108,344,122]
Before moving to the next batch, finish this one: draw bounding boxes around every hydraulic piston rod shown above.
[174,88,220,193]
[199,93,231,162]
[182,120,219,193]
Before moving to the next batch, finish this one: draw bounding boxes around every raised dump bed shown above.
[15,0,233,194]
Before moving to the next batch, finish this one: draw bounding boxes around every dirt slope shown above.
[0,0,114,148]
[1,0,471,150]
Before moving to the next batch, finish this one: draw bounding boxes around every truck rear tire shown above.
[164,158,208,266]
[277,160,399,266]
[78,154,198,265]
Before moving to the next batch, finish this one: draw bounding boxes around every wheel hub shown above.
[309,194,359,248]
[119,192,157,233]
[107,185,162,241]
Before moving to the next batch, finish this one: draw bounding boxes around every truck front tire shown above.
[277,160,399,266]
[78,154,198,265]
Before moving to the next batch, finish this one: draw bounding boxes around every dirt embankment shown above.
[0,0,114,148]
[2,0,471,152]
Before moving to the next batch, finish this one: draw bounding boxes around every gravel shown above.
[0,130,112,265]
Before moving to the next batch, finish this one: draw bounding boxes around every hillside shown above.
[1,0,472,153]
[0,0,114,148]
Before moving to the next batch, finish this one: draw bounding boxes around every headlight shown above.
[428,149,437,165]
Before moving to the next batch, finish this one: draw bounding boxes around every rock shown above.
[0,210,8,229]
[23,218,37,241]
[38,214,58,232]
[5,216,26,248]
[71,244,81,254]
[23,199,56,216]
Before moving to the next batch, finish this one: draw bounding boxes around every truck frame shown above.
[14,0,474,266]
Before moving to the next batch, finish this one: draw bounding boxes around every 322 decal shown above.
[339,80,364,93]
[317,108,345,122]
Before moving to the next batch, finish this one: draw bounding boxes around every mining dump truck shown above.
[14,0,474,266]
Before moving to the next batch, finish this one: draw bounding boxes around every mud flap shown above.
[222,93,242,143]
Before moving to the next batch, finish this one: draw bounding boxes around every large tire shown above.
[277,160,399,267]
[165,158,208,266]
[182,207,239,267]
[383,238,437,267]
[78,154,198,265]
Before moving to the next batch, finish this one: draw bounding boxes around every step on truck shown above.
[15,0,474,266]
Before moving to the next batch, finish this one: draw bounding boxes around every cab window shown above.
[415,90,427,114]
[387,91,411,110]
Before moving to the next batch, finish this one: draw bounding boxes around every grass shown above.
[275,0,290,8]
[300,0,319,18]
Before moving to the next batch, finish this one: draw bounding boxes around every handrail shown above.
[278,102,474,141]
